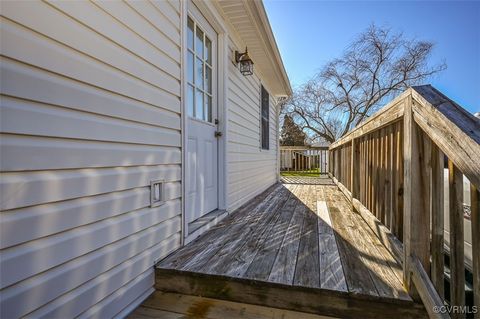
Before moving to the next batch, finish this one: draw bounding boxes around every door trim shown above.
[181,0,228,246]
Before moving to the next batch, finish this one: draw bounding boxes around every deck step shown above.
[129,291,334,319]
[154,267,427,319]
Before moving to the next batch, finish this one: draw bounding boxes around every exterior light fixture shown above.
[235,47,254,76]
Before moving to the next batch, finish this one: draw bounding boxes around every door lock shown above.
[214,131,223,138]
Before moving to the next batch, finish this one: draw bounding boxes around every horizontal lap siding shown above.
[0,1,182,318]
[227,38,278,211]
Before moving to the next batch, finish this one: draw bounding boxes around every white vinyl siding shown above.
[226,38,279,211]
[0,1,182,318]
[1,1,287,317]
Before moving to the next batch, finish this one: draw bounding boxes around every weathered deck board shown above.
[323,186,379,296]
[280,176,334,185]
[160,183,283,270]
[316,186,347,291]
[203,185,294,276]
[293,184,321,288]
[244,185,300,281]
[328,187,409,300]
[268,190,305,284]
[185,185,290,272]
[154,181,425,318]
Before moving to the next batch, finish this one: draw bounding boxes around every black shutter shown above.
[261,85,269,150]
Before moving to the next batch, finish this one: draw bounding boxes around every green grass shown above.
[280,169,324,177]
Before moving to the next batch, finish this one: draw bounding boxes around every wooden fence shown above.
[280,146,329,174]
[329,85,479,319]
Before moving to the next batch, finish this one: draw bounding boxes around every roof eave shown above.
[216,0,292,97]
[252,0,292,96]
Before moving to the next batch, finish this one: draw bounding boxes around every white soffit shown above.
[216,0,292,97]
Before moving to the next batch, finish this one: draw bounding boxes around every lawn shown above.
[280,169,324,177]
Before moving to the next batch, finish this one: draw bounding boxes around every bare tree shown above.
[282,24,446,143]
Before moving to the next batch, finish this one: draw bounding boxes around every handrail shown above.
[410,85,480,188]
[329,89,407,149]
[328,85,480,316]
[280,145,329,149]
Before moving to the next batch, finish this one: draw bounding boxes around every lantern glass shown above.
[235,48,254,76]
[240,60,253,76]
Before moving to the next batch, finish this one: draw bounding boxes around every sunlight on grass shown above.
[280,169,322,177]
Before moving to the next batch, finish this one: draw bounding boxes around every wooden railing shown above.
[329,85,479,318]
[280,146,329,174]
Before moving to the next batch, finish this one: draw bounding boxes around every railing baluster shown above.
[396,121,404,241]
[362,140,366,204]
[376,130,381,219]
[471,183,480,317]
[431,144,445,299]
[351,138,360,207]
[376,130,382,219]
[387,125,394,231]
[369,134,374,214]
[379,128,385,224]
[373,132,377,218]
[448,160,466,318]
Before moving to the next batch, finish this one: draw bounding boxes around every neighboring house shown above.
[0,1,291,318]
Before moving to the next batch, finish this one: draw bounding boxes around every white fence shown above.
[280,146,329,174]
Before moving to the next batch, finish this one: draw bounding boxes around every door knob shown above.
[214,131,223,138]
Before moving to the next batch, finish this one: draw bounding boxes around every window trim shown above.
[260,85,270,150]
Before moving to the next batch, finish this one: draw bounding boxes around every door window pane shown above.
[195,27,204,57]
[186,16,214,123]
[195,89,204,120]
[205,95,212,122]
[187,51,194,83]
[187,18,194,50]
[205,66,212,94]
[205,37,212,65]
[187,85,195,117]
[195,57,203,89]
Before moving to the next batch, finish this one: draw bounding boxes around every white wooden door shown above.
[186,8,218,224]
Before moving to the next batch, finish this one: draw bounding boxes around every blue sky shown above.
[264,0,480,114]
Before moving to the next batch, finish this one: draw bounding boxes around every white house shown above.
[0,0,291,318]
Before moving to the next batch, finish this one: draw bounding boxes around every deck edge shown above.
[154,267,427,319]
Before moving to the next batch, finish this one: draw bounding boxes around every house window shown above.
[261,85,269,150]
[187,16,213,122]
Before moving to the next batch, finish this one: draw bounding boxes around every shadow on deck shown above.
[133,180,427,318]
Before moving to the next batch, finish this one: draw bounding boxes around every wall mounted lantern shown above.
[235,47,254,76]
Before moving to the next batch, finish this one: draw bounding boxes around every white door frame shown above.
[180,0,228,245]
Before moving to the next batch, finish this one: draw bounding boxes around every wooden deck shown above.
[129,292,334,319]
[138,181,427,318]
[280,175,335,185]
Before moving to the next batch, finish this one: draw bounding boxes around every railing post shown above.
[328,150,331,175]
[403,94,431,299]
